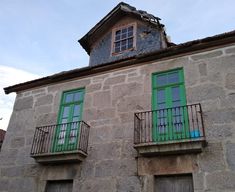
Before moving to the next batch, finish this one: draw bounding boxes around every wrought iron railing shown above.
[134,103,205,145]
[31,121,90,155]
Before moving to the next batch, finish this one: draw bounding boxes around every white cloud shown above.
[0,65,40,130]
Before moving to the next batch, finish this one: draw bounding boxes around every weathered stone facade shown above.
[1,43,235,191]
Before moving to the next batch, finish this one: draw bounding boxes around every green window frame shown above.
[152,68,189,141]
[52,88,85,152]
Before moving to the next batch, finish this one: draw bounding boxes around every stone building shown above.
[0,129,6,151]
[1,2,235,192]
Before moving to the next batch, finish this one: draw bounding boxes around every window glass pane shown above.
[122,28,127,33]
[157,89,165,103]
[62,106,70,118]
[74,92,82,102]
[128,26,133,36]
[157,75,167,86]
[69,130,77,143]
[58,131,65,144]
[168,72,179,84]
[127,38,133,49]
[172,87,180,101]
[73,104,80,117]
[115,42,121,53]
[65,93,73,103]
[121,40,127,51]
[158,103,165,109]
[172,100,181,107]
[115,46,120,53]
[72,116,79,122]
[121,32,127,39]
[71,120,79,129]
[61,119,68,125]
[115,30,121,36]
[115,34,121,41]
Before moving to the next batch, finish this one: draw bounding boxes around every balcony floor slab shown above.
[31,150,87,164]
[134,139,207,156]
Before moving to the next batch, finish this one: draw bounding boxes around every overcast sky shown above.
[1,0,235,130]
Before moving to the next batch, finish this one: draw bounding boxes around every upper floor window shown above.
[112,23,136,54]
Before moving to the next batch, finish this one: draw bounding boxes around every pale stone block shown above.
[198,142,225,172]
[118,112,134,124]
[92,74,110,83]
[116,95,150,112]
[95,160,116,177]
[205,108,235,124]
[14,96,33,111]
[89,126,112,144]
[225,73,235,90]
[10,137,25,148]
[220,93,235,108]
[1,166,24,177]
[198,62,207,76]
[83,93,92,109]
[92,91,111,108]
[83,108,115,121]
[36,113,57,126]
[35,94,53,106]
[193,172,204,191]
[116,176,141,192]
[187,84,225,103]
[80,160,95,178]
[112,82,143,104]
[7,109,35,133]
[104,75,126,85]
[15,146,35,165]
[113,68,137,75]
[35,105,52,114]
[190,50,223,61]
[226,142,235,171]
[206,171,235,190]
[225,46,235,54]
[86,83,102,93]
[0,179,9,191]
[77,178,116,192]
[48,78,91,93]
[0,149,18,165]
[185,62,200,86]
[89,142,121,161]
[24,164,41,177]
[206,124,232,141]
[121,141,138,158]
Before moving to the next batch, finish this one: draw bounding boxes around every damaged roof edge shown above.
[4,29,235,94]
[78,2,163,54]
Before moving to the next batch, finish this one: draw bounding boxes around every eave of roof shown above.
[78,2,163,55]
[4,29,235,94]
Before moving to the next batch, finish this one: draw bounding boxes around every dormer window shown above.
[112,23,136,55]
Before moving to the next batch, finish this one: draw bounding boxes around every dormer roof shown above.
[78,2,165,55]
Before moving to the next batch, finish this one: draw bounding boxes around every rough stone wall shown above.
[0,44,234,192]
[89,16,162,67]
